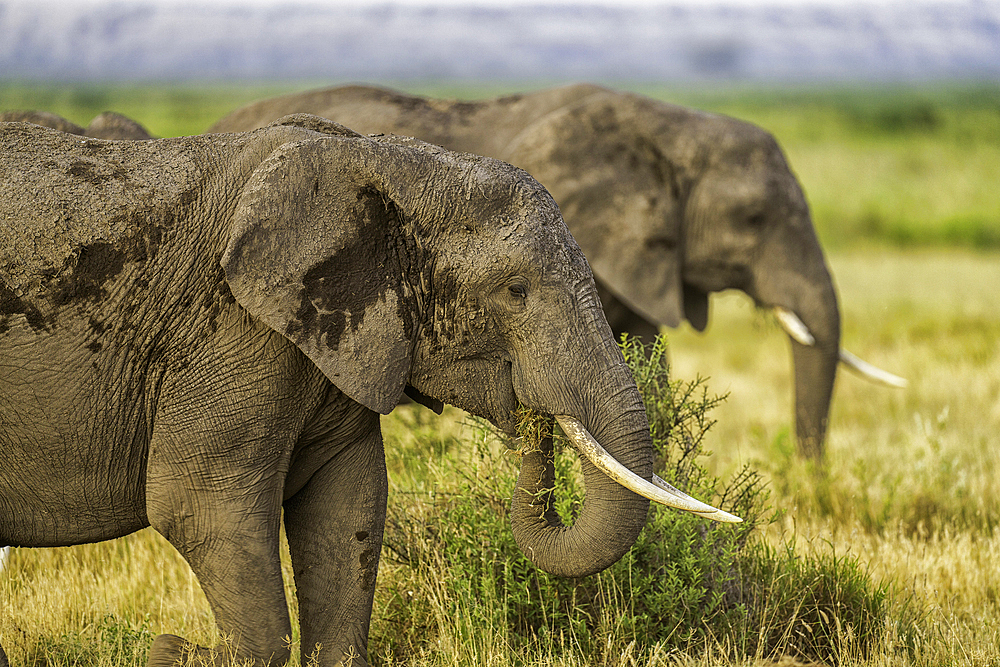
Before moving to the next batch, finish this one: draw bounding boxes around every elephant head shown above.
[209,84,904,460]
[223,115,738,579]
[502,89,905,459]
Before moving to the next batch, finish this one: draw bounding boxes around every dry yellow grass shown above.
[671,250,1000,505]
[667,248,1000,666]
[2,249,999,665]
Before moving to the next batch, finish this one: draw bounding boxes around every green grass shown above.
[370,337,899,666]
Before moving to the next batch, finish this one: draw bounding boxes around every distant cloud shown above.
[2,0,997,81]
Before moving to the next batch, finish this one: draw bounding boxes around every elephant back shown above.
[0,124,202,301]
[207,84,605,160]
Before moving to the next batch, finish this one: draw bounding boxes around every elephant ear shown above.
[222,135,418,414]
[504,92,688,329]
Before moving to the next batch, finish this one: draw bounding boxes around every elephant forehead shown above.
[448,219,589,280]
[697,162,806,221]
[454,155,565,224]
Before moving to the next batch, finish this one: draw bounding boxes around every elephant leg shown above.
[0,640,8,667]
[147,634,216,667]
[144,432,293,666]
[284,414,387,667]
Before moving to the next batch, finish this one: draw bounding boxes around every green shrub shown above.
[20,614,153,667]
[374,334,907,665]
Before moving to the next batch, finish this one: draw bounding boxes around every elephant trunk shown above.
[771,262,905,458]
[790,332,840,460]
[509,367,654,578]
[771,268,842,460]
[508,361,739,578]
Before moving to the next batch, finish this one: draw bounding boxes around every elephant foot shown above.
[147,634,216,667]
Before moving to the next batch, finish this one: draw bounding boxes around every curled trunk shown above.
[509,390,653,578]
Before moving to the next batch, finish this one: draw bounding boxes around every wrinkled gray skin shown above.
[0,109,154,139]
[211,83,841,459]
[0,116,654,666]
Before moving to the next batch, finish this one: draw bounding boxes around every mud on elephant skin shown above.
[210,83,905,459]
[0,115,736,667]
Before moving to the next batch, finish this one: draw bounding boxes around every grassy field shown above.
[1,82,999,665]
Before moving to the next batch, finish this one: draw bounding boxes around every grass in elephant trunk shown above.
[510,404,552,456]
[369,335,906,666]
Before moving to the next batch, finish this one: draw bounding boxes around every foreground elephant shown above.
[211,83,905,459]
[0,109,154,139]
[0,115,736,667]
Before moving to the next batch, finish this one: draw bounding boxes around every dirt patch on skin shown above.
[0,125,202,302]
[0,280,48,333]
[286,189,416,353]
[51,230,159,306]
[66,159,128,185]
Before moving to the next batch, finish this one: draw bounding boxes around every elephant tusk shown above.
[553,415,742,523]
[649,474,741,522]
[774,307,907,388]
[773,307,815,346]
[839,349,908,388]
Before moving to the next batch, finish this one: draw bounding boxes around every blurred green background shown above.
[4,80,997,251]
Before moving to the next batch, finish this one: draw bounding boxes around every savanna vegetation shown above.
[1,81,998,665]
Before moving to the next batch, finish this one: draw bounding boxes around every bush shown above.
[373,334,906,665]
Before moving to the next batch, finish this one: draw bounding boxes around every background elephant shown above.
[0,115,733,667]
[210,83,905,459]
[0,109,154,139]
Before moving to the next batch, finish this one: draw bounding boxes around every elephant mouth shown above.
[491,359,521,436]
[686,262,752,294]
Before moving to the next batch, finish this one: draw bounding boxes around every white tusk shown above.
[774,308,907,388]
[0,546,9,571]
[554,415,742,523]
[839,349,908,388]
[650,474,742,522]
[774,307,815,346]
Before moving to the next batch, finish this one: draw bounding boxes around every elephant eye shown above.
[508,284,528,300]
[747,212,767,227]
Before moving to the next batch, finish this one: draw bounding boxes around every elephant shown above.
[0,109,150,577]
[210,83,906,459]
[0,109,154,139]
[0,114,737,667]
